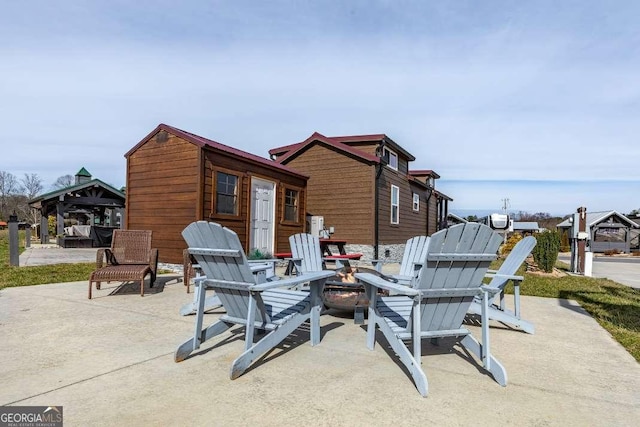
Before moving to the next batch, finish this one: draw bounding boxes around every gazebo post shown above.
[40,212,49,243]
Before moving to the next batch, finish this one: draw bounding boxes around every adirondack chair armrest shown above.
[355,273,420,295]
[250,270,335,291]
[391,275,414,286]
[480,284,503,297]
[491,273,524,282]
[248,263,271,273]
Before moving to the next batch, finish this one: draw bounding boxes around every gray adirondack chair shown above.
[467,236,537,334]
[289,233,325,274]
[175,221,335,379]
[355,223,504,397]
[372,235,430,284]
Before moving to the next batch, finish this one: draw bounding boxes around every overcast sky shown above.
[1,1,638,216]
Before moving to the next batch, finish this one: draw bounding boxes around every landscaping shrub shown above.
[560,231,570,252]
[247,248,273,260]
[603,249,621,256]
[532,230,561,273]
[500,234,522,256]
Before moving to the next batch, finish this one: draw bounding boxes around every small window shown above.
[383,147,398,170]
[284,188,299,222]
[391,185,399,224]
[215,171,238,215]
[412,193,420,212]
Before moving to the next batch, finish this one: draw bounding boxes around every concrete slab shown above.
[0,274,638,426]
[19,245,98,267]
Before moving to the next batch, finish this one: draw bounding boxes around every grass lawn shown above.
[0,229,98,288]
[1,229,638,361]
[503,260,640,362]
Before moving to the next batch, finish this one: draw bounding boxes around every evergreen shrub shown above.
[532,231,561,273]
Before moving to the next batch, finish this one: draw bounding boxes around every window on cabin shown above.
[391,185,399,224]
[412,192,420,211]
[383,147,398,170]
[215,172,238,215]
[284,188,299,222]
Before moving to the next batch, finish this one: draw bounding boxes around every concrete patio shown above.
[1,272,638,426]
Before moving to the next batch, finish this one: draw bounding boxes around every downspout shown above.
[425,187,433,236]
[374,161,384,259]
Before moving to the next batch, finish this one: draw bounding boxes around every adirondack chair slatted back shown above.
[289,233,323,273]
[399,235,430,278]
[488,236,536,289]
[182,222,256,320]
[111,230,153,264]
[416,223,502,332]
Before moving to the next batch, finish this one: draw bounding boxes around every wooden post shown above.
[8,213,19,266]
[25,225,31,248]
[40,214,49,243]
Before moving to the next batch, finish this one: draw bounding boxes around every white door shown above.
[250,178,276,254]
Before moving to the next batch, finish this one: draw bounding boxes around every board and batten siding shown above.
[283,144,375,245]
[126,132,200,263]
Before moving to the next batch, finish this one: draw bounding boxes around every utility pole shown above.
[501,197,510,244]
[501,198,510,214]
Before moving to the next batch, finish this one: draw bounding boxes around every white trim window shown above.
[391,185,399,224]
[383,147,398,170]
[412,192,420,212]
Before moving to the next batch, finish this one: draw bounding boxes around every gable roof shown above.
[557,210,639,228]
[126,123,309,180]
[273,132,382,165]
[29,178,125,205]
[409,169,441,179]
[76,167,92,177]
[270,132,417,164]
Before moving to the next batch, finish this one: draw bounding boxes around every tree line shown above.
[0,171,75,223]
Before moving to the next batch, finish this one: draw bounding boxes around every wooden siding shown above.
[377,168,436,244]
[126,131,307,264]
[284,144,375,245]
[202,149,306,255]
[126,132,200,263]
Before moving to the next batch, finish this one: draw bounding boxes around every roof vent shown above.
[157,131,168,143]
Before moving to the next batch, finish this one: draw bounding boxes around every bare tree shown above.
[22,173,43,200]
[52,174,74,189]
[0,170,19,220]
[21,173,43,224]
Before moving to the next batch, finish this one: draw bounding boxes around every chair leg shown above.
[230,313,310,379]
[175,320,231,362]
[376,315,428,397]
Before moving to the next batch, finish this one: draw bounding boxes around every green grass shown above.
[0,229,98,289]
[501,259,640,362]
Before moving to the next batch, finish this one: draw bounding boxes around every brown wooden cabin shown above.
[124,124,308,264]
[269,132,451,258]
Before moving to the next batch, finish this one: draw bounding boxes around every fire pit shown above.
[322,267,387,313]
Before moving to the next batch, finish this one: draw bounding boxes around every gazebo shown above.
[29,168,126,247]
[557,210,639,253]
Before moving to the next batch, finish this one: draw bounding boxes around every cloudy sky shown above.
[1,1,638,216]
